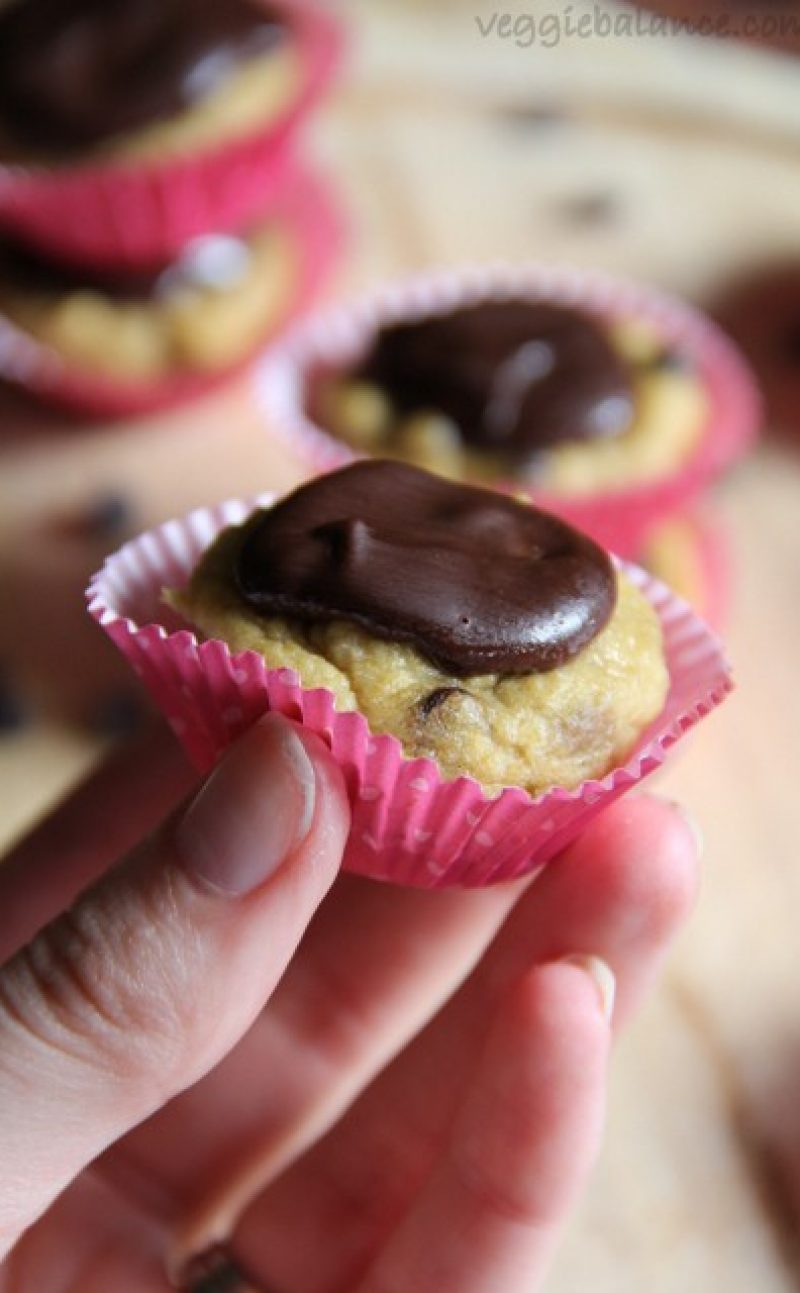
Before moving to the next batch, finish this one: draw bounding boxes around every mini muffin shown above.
[170,461,669,797]
[0,0,299,167]
[313,299,708,495]
[0,219,298,383]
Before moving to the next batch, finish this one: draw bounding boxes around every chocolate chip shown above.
[87,690,146,737]
[79,492,136,541]
[0,669,28,732]
[647,348,694,374]
[500,102,570,131]
[779,321,800,366]
[49,492,137,545]
[418,686,469,718]
[558,191,620,227]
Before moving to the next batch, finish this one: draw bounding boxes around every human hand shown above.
[0,714,699,1292]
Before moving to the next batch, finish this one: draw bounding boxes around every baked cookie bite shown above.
[171,461,669,796]
[313,299,707,495]
[0,219,297,383]
[0,0,299,166]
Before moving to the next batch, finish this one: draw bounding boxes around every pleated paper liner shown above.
[254,264,760,557]
[0,3,343,267]
[0,161,344,419]
[87,494,733,890]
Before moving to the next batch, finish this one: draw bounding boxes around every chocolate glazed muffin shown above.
[315,300,708,494]
[171,461,669,795]
[0,222,298,381]
[0,0,299,165]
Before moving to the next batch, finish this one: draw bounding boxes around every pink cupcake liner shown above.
[87,494,733,890]
[0,3,343,268]
[254,264,760,557]
[0,160,345,419]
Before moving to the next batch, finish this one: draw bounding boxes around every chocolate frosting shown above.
[236,461,616,675]
[0,232,253,300]
[0,0,286,153]
[356,300,635,463]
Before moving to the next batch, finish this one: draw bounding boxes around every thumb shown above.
[0,713,349,1260]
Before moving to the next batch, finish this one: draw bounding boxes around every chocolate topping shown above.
[0,232,253,301]
[236,461,616,675]
[0,0,286,153]
[355,300,635,463]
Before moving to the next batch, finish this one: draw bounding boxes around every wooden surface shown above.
[2,2,800,1287]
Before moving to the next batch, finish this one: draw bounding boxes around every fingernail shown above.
[561,954,616,1024]
[175,715,316,897]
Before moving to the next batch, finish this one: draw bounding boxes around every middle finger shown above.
[97,871,525,1240]
[228,796,698,1293]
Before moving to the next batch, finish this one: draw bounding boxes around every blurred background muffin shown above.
[0,0,299,165]
[0,159,343,416]
[254,264,756,556]
[0,223,298,382]
[313,296,709,493]
[0,0,341,264]
[0,0,344,725]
